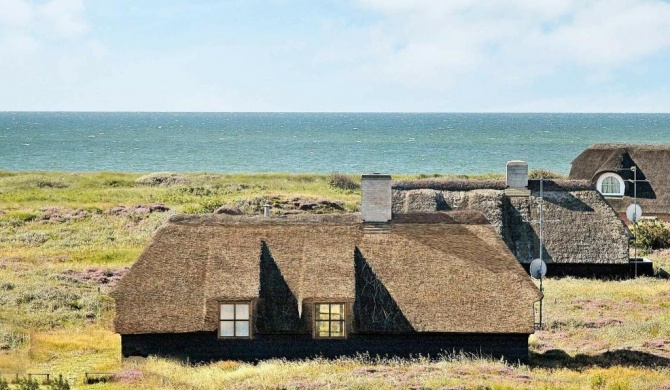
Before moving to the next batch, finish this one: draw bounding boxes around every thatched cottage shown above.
[111,175,542,363]
[569,144,670,221]
[392,162,635,277]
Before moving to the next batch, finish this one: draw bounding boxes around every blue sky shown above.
[1,0,669,112]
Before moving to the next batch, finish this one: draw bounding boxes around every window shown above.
[596,172,625,197]
[219,303,251,338]
[315,303,346,338]
[601,176,620,194]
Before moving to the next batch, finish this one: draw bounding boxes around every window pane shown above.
[331,321,343,337]
[317,304,330,316]
[220,321,234,337]
[220,304,235,320]
[602,177,620,194]
[236,320,250,337]
[236,304,250,320]
[603,177,612,192]
[317,321,330,337]
[331,304,344,320]
[611,180,620,193]
[318,311,330,320]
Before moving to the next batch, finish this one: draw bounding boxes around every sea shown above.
[1,112,669,175]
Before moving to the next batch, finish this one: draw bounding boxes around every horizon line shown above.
[2,111,670,115]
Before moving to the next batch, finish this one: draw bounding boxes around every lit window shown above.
[219,303,251,338]
[315,303,346,338]
[597,173,625,197]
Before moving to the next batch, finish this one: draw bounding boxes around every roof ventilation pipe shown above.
[263,202,271,217]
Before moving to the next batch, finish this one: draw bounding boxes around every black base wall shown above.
[121,332,531,364]
[521,261,654,279]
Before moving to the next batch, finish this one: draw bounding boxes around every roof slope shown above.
[111,211,541,335]
[569,144,670,213]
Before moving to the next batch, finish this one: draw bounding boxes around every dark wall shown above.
[121,332,531,364]
[521,261,654,279]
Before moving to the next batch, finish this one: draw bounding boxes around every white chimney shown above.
[506,160,528,189]
[505,160,531,197]
[361,174,392,223]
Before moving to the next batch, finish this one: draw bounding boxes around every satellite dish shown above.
[530,258,547,279]
[626,204,643,223]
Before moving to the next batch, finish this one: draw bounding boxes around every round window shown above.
[596,172,625,196]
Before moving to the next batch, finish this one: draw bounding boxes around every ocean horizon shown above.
[2,112,670,175]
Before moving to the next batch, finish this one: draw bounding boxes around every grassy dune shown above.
[1,171,669,389]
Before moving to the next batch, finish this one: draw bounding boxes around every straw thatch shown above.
[111,211,541,336]
[393,179,630,264]
[569,144,670,215]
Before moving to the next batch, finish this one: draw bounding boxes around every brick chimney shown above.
[361,174,392,223]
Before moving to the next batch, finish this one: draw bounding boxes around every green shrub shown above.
[590,374,605,389]
[35,180,68,189]
[328,172,359,191]
[0,376,9,390]
[3,210,39,222]
[103,179,135,187]
[632,220,670,251]
[180,198,227,214]
[48,375,70,390]
[528,169,565,179]
[17,377,39,390]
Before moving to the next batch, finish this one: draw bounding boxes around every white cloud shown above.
[0,0,34,26]
[0,0,88,43]
[1,1,668,111]
[542,1,670,67]
[39,0,87,37]
[345,0,670,91]
[497,90,670,113]
[0,0,105,110]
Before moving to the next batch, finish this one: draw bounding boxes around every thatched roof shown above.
[394,179,593,192]
[112,211,541,336]
[569,144,670,214]
[394,179,507,191]
[393,179,630,264]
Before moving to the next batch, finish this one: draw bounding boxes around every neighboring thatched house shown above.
[111,175,542,363]
[392,162,635,276]
[569,144,670,221]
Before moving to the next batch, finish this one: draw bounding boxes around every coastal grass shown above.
[0,170,668,389]
[0,170,517,211]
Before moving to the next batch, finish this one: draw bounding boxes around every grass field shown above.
[1,171,669,389]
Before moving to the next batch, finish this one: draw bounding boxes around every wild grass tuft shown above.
[328,172,360,191]
[529,169,566,179]
[136,172,191,187]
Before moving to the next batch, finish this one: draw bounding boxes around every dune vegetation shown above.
[1,170,669,389]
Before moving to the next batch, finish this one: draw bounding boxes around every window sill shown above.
[217,336,253,340]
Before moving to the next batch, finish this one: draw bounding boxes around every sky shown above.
[1,0,670,112]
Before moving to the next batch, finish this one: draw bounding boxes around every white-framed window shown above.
[219,302,251,338]
[314,303,346,339]
[596,172,625,197]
